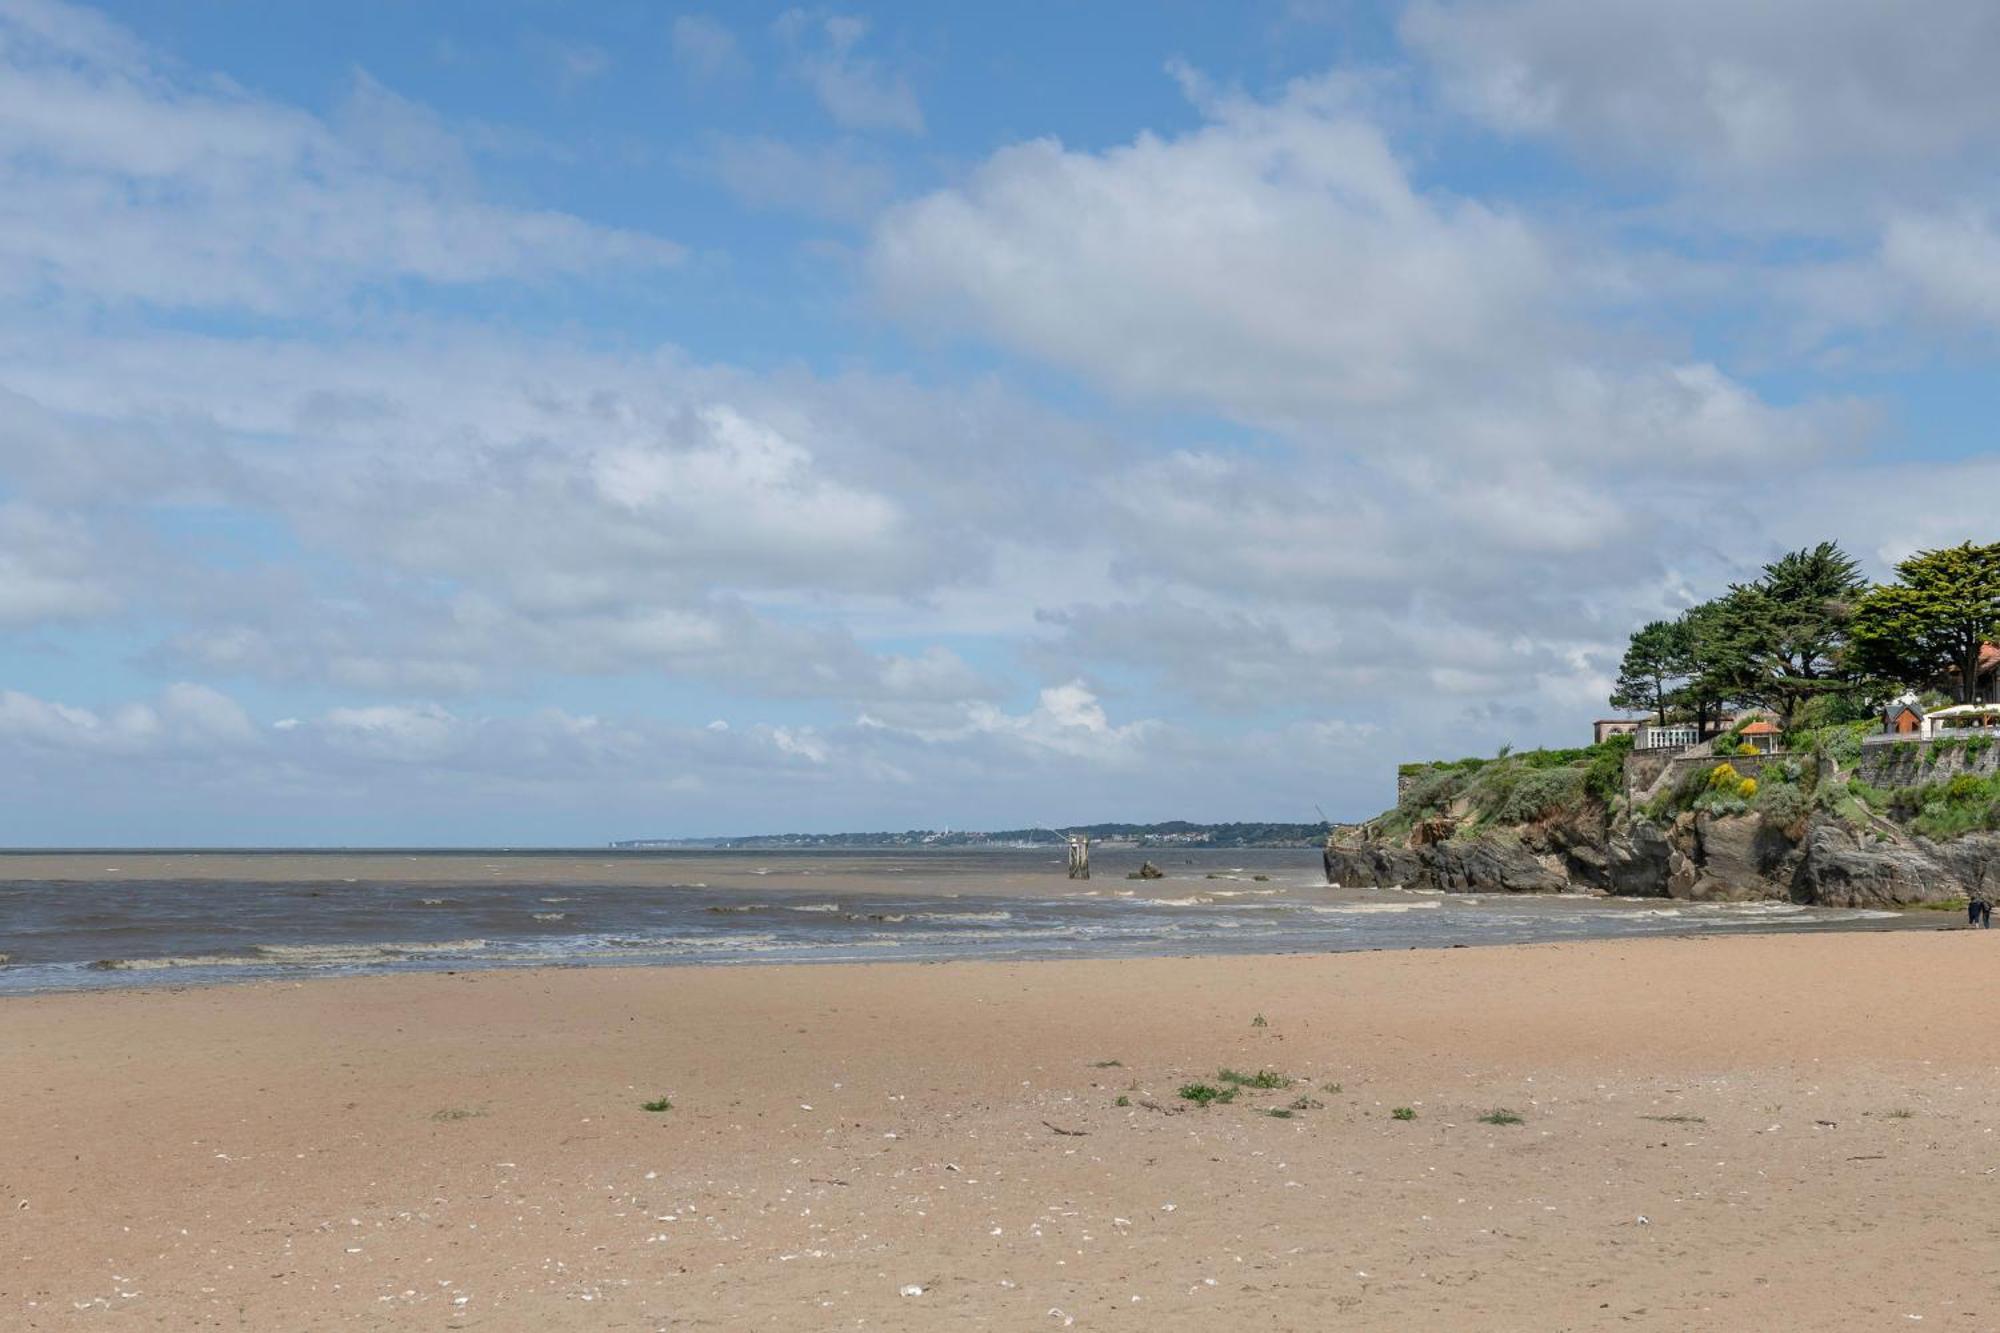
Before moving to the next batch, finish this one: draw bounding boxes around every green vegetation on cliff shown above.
[1848,771,2000,841]
[1387,736,1630,840]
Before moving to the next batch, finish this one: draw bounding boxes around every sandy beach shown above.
[5,930,1996,1329]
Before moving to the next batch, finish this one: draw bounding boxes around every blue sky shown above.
[4,0,2000,844]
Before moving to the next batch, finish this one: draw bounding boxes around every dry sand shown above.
[5,931,1998,1329]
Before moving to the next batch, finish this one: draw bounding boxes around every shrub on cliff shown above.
[1753,777,1812,829]
[1388,737,1632,837]
[1399,766,1469,816]
[1848,770,2000,841]
[1583,734,1633,802]
[1475,765,1587,825]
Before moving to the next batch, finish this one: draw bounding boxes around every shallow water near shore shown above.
[0,846,1916,994]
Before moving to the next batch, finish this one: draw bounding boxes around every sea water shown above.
[0,846,1911,995]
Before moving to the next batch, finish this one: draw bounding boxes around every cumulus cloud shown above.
[873,78,1548,423]
[0,682,255,756]
[868,68,1856,474]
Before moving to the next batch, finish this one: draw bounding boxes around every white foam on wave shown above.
[92,938,492,971]
[787,902,841,913]
[1306,901,1443,915]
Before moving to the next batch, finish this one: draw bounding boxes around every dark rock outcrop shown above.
[1325,816,1609,896]
[1329,810,1997,907]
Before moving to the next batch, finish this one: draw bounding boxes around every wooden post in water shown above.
[1066,834,1090,880]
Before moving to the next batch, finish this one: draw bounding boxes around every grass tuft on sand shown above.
[1217,1068,1289,1089]
[1178,1083,1238,1107]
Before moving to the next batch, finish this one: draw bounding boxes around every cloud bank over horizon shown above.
[3,0,1998,843]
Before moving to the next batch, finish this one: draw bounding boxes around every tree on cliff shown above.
[1703,542,1867,727]
[1609,619,1691,723]
[1850,541,2000,703]
[1674,599,1745,733]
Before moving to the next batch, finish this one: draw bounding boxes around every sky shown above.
[4,0,2000,844]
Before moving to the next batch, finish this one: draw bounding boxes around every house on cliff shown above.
[1884,697,1923,735]
[1593,718,1643,744]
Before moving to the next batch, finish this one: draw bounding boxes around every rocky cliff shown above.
[1326,810,2000,907]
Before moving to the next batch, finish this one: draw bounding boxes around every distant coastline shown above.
[610,820,1334,851]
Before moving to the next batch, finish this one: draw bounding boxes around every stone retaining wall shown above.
[1857,737,2000,788]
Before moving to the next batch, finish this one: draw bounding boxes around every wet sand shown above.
[5,930,1995,1329]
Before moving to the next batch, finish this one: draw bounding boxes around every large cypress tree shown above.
[1609,619,1692,724]
[1703,542,1866,727]
[1851,542,2000,703]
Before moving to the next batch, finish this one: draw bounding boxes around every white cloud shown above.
[775,10,924,135]
[0,681,255,756]
[873,78,1546,423]
[0,0,682,314]
[1404,0,2000,182]
[320,704,465,763]
[869,68,1854,475]
[1881,211,2000,329]
[0,502,121,623]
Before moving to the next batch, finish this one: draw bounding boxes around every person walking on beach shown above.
[1972,891,1993,928]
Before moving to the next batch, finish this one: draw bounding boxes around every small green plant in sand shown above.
[1217,1068,1289,1090]
[1640,1113,1705,1125]
[1478,1109,1525,1126]
[641,1097,673,1113]
[1251,1013,1269,1028]
[1178,1082,1238,1107]
[1321,1082,1344,1095]
[1115,1095,1131,1108]
[1090,1059,1124,1068]
[429,1107,483,1122]
[1288,1095,1324,1112]
[1885,1108,1915,1119]
[1391,1106,1417,1121]
[1263,1108,1294,1119]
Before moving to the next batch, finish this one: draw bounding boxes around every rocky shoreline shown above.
[1326,809,2000,908]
